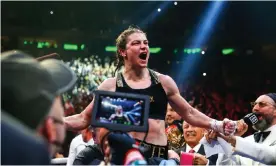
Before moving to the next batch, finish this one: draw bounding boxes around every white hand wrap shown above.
[210,119,224,133]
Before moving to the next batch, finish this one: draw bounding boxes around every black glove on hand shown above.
[107,132,136,165]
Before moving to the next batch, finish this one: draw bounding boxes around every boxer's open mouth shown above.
[139,53,147,60]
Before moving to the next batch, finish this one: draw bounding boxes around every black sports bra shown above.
[115,69,168,120]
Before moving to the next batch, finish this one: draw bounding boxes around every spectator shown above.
[67,127,94,166]
[1,50,77,157]
[73,128,107,165]
[214,93,276,165]
[175,121,218,165]
[1,111,50,165]
[165,104,182,126]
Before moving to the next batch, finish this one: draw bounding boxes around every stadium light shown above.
[222,48,235,55]
[64,44,78,51]
[149,47,161,53]
[105,46,117,52]
[183,48,202,54]
[105,46,161,54]
[80,44,85,50]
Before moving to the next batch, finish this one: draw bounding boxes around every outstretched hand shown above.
[223,118,237,136]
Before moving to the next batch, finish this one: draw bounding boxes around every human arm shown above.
[220,134,276,165]
[159,74,235,133]
[200,135,242,166]
[64,78,116,131]
[64,102,93,131]
[235,136,276,164]
[108,114,116,121]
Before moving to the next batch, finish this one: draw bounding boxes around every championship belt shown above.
[165,121,185,150]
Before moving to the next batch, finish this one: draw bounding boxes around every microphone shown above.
[234,113,260,135]
[243,112,260,125]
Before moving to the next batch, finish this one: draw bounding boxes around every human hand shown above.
[168,150,180,161]
[235,119,248,136]
[223,118,237,136]
[193,153,208,165]
[217,133,237,147]
[205,130,219,144]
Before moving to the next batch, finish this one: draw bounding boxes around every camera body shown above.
[91,90,150,165]
[91,90,150,132]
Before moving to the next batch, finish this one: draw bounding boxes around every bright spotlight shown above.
[201,51,205,55]
[174,2,177,5]
[50,11,54,15]
[157,8,161,12]
[203,72,206,76]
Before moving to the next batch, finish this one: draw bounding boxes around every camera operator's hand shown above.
[107,132,141,165]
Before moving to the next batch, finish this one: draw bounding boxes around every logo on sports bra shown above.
[150,96,155,103]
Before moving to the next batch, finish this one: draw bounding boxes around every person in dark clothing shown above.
[73,144,103,165]
[73,139,175,165]
[1,50,77,157]
[1,111,51,165]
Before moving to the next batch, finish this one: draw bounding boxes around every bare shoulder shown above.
[98,77,117,92]
[153,71,174,85]
[81,77,116,118]
[153,71,179,96]
[150,70,168,80]
[157,73,173,84]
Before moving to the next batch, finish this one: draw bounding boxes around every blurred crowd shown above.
[63,55,116,115]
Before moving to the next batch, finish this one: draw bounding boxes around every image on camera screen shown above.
[96,95,144,126]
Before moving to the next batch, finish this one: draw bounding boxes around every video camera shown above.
[91,90,150,165]
[91,90,150,132]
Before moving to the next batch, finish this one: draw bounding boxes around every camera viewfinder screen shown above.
[96,95,145,126]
